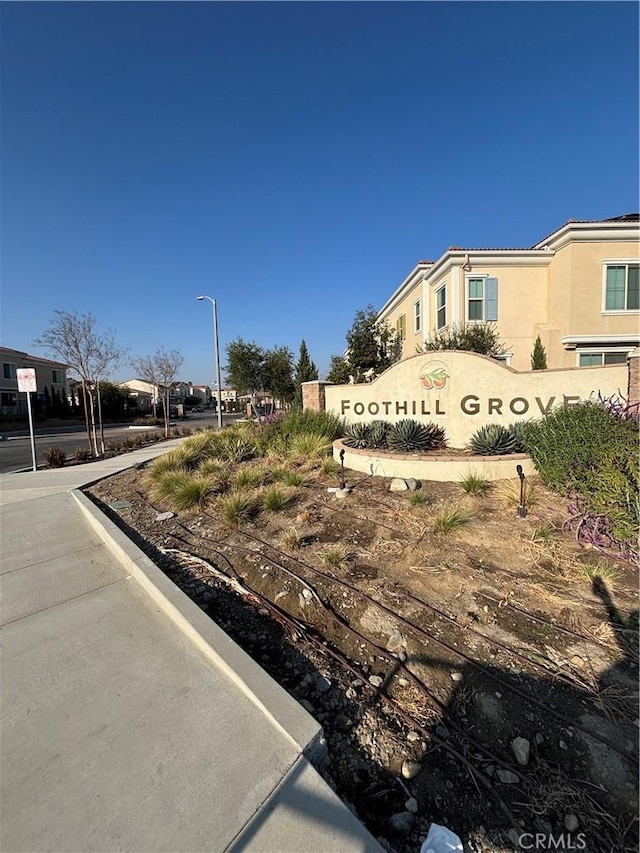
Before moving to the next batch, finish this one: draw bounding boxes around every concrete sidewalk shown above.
[0,444,383,853]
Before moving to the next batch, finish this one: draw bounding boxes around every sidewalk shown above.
[0,444,383,853]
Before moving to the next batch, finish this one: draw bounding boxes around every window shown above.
[2,362,16,380]
[436,286,447,329]
[414,299,421,334]
[467,277,498,322]
[396,314,406,340]
[579,351,629,367]
[1,392,17,407]
[52,369,63,384]
[604,264,639,311]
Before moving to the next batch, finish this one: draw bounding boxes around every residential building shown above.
[0,347,68,416]
[117,378,183,413]
[377,214,639,371]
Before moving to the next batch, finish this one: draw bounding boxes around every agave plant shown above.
[368,420,391,449]
[343,422,371,449]
[508,421,528,453]
[387,419,447,453]
[469,424,518,456]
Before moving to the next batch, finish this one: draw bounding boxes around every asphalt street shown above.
[0,411,240,473]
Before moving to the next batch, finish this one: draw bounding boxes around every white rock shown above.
[564,814,580,832]
[368,674,384,687]
[401,759,422,779]
[450,670,463,683]
[511,736,531,766]
[389,478,408,492]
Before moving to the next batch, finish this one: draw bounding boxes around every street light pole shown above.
[197,295,223,430]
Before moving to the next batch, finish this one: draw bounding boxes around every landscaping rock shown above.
[496,768,520,784]
[389,478,408,492]
[368,675,384,687]
[316,675,332,694]
[155,511,175,521]
[511,736,530,766]
[386,632,405,653]
[564,814,579,832]
[388,811,415,833]
[405,478,421,491]
[401,759,422,779]
[450,670,463,683]
[405,797,418,814]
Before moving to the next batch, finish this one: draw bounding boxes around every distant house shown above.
[377,214,639,371]
[117,378,181,414]
[0,347,68,416]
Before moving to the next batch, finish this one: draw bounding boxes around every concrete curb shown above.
[72,489,327,765]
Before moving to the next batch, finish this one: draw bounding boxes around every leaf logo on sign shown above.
[419,362,449,390]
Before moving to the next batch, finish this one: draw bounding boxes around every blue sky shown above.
[1,1,638,384]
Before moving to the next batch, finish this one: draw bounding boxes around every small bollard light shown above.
[339,448,346,490]
[516,464,527,517]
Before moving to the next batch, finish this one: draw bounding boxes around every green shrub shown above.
[469,424,518,456]
[387,419,446,453]
[408,491,430,506]
[523,402,639,543]
[279,409,345,441]
[44,445,66,468]
[217,432,256,463]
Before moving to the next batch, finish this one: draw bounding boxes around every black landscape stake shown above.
[516,464,527,517]
[339,448,346,490]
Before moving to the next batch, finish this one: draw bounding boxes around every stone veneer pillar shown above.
[301,381,331,413]
[628,349,640,405]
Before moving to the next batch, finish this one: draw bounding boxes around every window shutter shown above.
[485,277,498,321]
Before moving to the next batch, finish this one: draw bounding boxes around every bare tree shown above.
[36,311,126,456]
[131,348,184,437]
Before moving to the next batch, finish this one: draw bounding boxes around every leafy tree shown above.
[346,305,400,382]
[421,322,508,359]
[36,311,126,455]
[293,339,318,408]
[264,346,295,409]
[531,335,548,370]
[131,348,184,437]
[326,355,351,384]
[225,338,266,414]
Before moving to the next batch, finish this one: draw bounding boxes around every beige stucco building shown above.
[378,214,639,371]
[0,347,68,416]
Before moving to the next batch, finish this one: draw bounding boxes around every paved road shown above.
[0,412,242,473]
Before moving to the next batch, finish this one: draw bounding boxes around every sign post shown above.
[17,368,38,472]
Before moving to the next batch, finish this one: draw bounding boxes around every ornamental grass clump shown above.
[459,472,492,496]
[149,470,215,512]
[431,504,475,535]
[217,492,260,524]
[262,486,294,513]
[289,432,333,460]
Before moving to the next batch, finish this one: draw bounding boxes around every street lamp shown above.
[196,295,223,430]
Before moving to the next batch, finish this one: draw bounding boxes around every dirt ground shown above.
[86,457,639,853]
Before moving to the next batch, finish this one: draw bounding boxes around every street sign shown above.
[16,368,38,470]
[17,368,37,393]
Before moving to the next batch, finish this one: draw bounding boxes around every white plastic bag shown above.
[420,822,463,853]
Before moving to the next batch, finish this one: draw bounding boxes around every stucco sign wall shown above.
[324,352,628,448]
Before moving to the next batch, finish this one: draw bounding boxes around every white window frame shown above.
[413,299,422,334]
[601,260,640,314]
[492,353,513,367]
[2,362,17,380]
[576,348,632,367]
[435,284,447,330]
[467,277,485,322]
